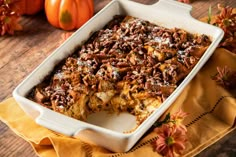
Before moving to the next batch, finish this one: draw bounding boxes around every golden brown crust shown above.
[29,15,211,131]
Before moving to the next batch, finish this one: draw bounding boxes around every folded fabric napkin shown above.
[0,47,235,157]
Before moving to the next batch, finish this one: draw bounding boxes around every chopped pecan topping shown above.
[28,15,211,130]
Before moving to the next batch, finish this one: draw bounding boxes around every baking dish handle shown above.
[151,0,192,17]
[35,108,88,136]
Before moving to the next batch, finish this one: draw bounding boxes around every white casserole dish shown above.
[13,0,224,153]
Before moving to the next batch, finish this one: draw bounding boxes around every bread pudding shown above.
[28,15,211,129]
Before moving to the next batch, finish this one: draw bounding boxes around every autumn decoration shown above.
[208,4,236,53]
[58,31,74,46]
[153,109,189,157]
[177,0,190,4]
[211,66,236,89]
[44,0,94,30]
[13,0,44,15]
[0,0,22,35]
[0,0,94,36]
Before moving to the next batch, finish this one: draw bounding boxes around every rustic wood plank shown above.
[0,121,37,157]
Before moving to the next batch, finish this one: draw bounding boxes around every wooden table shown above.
[0,0,236,156]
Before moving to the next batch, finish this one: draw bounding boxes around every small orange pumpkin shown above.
[45,0,94,30]
[14,0,45,15]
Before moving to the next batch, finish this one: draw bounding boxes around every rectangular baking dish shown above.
[13,0,224,153]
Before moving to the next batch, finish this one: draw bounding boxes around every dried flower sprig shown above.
[209,4,236,53]
[153,112,171,127]
[154,124,187,157]
[0,0,22,36]
[170,109,189,133]
[153,109,189,157]
[207,5,212,24]
[211,66,236,89]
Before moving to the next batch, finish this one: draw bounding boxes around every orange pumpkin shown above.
[14,0,44,15]
[45,0,94,30]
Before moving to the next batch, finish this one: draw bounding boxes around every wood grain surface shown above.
[0,0,235,157]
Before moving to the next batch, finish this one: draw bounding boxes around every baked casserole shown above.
[28,15,211,131]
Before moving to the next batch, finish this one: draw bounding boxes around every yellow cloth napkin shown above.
[0,48,236,157]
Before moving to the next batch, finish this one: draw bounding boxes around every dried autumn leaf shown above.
[58,31,74,46]
[0,0,22,36]
[177,0,190,3]
[61,32,74,41]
